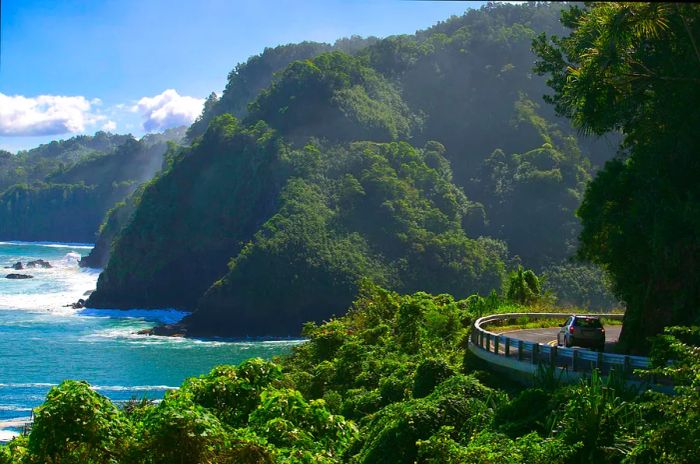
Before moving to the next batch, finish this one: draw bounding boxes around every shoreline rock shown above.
[138,323,188,338]
[6,273,33,279]
[26,259,52,269]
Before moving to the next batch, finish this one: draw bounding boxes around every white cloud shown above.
[0,93,105,136]
[101,120,117,132]
[133,89,204,132]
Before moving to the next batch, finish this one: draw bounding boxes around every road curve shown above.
[497,326,622,352]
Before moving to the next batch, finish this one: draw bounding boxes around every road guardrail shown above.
[469,313,654,381]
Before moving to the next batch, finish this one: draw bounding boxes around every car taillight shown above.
[569,326,574,334]
[601,328,605,334]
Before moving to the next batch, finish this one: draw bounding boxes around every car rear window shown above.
[575,318,602,328]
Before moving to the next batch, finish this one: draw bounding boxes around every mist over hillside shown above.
[0,127,186,243]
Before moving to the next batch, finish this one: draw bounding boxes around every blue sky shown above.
[0,0,485,152]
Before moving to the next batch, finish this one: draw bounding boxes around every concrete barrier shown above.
[468,313,668,389]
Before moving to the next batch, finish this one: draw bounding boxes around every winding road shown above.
[496,325,622,352]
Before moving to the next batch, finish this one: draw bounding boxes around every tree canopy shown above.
[534,2,700,352]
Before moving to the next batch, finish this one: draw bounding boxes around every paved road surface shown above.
[498,326,622,352]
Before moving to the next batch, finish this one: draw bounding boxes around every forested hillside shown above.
[0,127,185,243]
[0,132,132,193]
[87,2,618,335]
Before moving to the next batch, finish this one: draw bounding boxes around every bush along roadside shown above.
[1,283,698,463]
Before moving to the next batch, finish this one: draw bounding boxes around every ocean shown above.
[0,241,301,442]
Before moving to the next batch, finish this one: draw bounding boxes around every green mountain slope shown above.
[0,128,185,243]
[87,2,616,334]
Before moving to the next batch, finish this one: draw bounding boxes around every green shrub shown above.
[139,394,228,464]
[412,358,455,398]
[182,359,282,427]
[27,380,133,464]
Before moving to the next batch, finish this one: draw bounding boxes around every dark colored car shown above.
[557,315,605,351]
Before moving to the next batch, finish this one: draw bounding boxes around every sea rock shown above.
[6,274,33,279]
[141,323,187,337]
[26,259,52,269]
[11,262,23,270]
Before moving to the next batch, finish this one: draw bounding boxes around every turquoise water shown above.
[0,242,301,441]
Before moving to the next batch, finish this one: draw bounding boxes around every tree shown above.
[533,3,700,353]
[506,266,541,305]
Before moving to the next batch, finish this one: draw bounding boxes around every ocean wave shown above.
[0,259,99,312]
[0,417,31,428]
[0,382,176,392]
[0,383,56,389]
[0,406,32,412]
[93,385,177,392]
[0,241,93,250]
[78,308,189,324]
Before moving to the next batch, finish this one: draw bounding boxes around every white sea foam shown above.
[0,250,99,312]
[0,429,19,442]
[78,308,189,325]
[0,417,31,427]
[0,406,32,412]
[92,385,177,392]
[0,417,31,442]
[0,241,93,249]
[0,382,176,392]
[0,383,56,389]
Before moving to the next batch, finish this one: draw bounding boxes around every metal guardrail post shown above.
[486,333,491,352]
[550,346,557,366]
[504,338,510,357]
[597,351,604,371]
[518,340,524,361]
[494,335,500,355]
[532,344,539,364]
[572,350,578,372]
[623,356,632,378]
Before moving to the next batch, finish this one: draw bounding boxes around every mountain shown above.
[0,132,132,193]
[86,2,616,335]
[0,127,186,243]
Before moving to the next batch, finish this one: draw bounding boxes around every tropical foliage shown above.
[534,2,700,352]
[3,285,699,463]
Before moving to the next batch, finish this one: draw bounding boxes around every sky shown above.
[0,0,486,153]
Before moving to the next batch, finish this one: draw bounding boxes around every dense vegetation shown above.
[0,128,185,243]
[87,2,621,335]
[186,37,378,141]
[0,132,132,193]
[534,3,700,353]
[3,284,699,463]
[89,115,505,334]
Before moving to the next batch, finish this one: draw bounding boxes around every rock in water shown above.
[26,259,52,269]
[11,262,23,270]
[6,274,33,279]
[145,323,188,337]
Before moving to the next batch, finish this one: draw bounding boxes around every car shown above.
[557,315,605,351]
